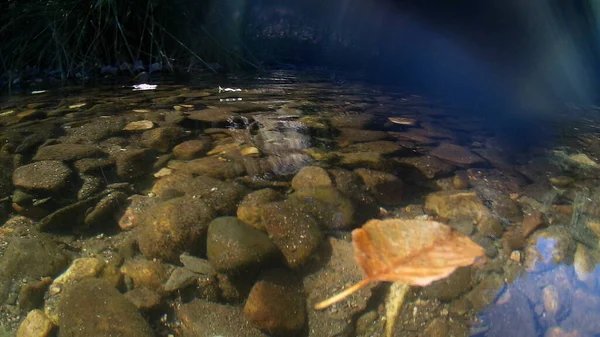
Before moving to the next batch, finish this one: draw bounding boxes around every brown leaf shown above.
[315,219,485,310]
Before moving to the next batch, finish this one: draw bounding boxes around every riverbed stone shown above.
[141,126,186,152]
[168,156,246,179]
[337,128,387,143]
[343,140,402,155]
[425,190,491,226]
[243,269,306,337]
[16,309,54,337]
[430,143,485,166]
[13,161,72,193]
[58,278,153,337]
[394,155,455,179]
[421,267,472,301]
[0,235,69,304]
[120,257,171,294]
[330,114,375,129]
[524,226,575,272]
[177,299,267,337]
[484,289,536,337]
[207,217,278,274]
[237,188,283,229]
[304,237,376,337]
[261,201,323,268]
[354,168,404,205]
[137,196,216,262]
[291,166,333,190]
[33,144,101,162]
[151,173,247,215]
[112,148,153,180]
[290,187,356,230]
[172,139,211,159]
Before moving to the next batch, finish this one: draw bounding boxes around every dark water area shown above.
[0,70,599,337]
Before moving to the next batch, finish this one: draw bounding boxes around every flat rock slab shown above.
[33,144,102,161]
[186,107,239,123]
[430,143,485,166]
[13,160,72,192]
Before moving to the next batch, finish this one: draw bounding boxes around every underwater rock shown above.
[177,299,267,337]
[485,289,536,337]
[524,226,575,273]
[354,168,404,206]
[76,175,104,200]
[186,107,239,124]
[13,161,72,193]
[337,151,385,169]
[83,191,128,228]
[466,273,505,311]
[343,140,403,155]
[141,126,186,152]
[337,128,387,143]
[394,155,455,179]
[207,217,278,274]
[123,120,154,131]
[112,148,153,180]
[430,143,485,166]
[237,188,284,229]
[61,116,126,144]
[151,173,247,215]
[120,257,171,294]
[136,196,216,262]
[330,114,375,129]
[164,267,198,292]
[168,156,246,179]
[425,190,491,226]
[124,287,161,311]
[58,278,154,337]
[291,166,333,190]
[180,254,215,275]
[33,144,102,162]
[261,201,323,268]
[290,187,356,230]
[304,237,376,337]
[243,269,306,337]
[0,235,69,304]
[172,139,211,159]
[16,309,54,337]
[421,266,472,301]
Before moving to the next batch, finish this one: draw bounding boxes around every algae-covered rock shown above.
[290,187,356,230]
[354,168,404,206]
[261,201,322,268]
[141,126,186,152]
[58,278,153,337]
[137,196,216,262]
[207,217,278,274]
[0,236,69,304]
[243,269,306,337]
[291,166,333,190]
[237,188,283,229]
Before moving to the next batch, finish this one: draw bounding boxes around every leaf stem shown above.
[314,279,372,310]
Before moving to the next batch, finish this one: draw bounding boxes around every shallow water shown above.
[0,70,599,337]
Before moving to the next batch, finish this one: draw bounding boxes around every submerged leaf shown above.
[315,219,485,310]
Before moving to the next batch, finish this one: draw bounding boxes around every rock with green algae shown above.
[289,187,356,230]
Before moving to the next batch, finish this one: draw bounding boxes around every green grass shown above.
[0,0,260,86]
